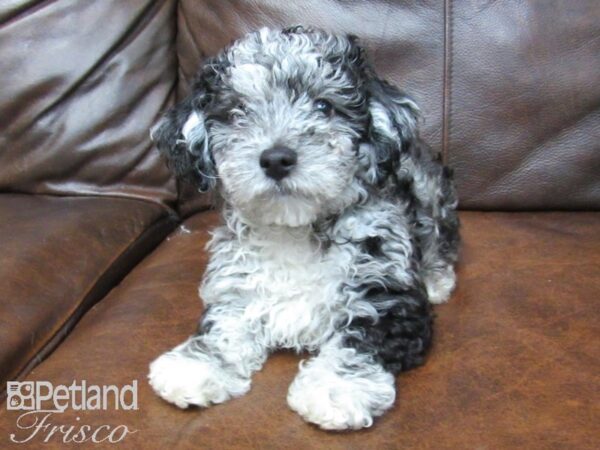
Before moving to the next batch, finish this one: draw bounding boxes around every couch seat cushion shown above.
[0,194,174,393]
[0,211,598,449]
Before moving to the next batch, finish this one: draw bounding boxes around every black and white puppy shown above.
[148,26,459,430]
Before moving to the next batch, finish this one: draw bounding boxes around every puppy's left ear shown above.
[358,76,420,185]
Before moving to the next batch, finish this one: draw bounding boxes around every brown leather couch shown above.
[1,1,598,448]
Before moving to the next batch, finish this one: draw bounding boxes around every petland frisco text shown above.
[6,380,138,444]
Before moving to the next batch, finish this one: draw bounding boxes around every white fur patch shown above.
[202,223,352,351]
[148,342,250,409]
[369,100,398,139]
[424,264,456,304]
[287,337,396,430]
[230,64,272,97]
[181,111,206,151]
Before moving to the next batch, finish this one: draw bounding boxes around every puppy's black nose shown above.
[259,146,297,180]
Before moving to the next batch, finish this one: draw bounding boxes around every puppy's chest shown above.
[234,232,353,348]
[241,234,349,298]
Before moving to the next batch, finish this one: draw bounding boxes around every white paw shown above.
[425,265,456,304]
[148,351,250,409]
[287,365,396,430]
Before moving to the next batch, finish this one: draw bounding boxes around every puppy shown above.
[148,26,459,430]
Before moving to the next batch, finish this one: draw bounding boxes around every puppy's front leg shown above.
[148,302,267,409]
[287,334,396,430]
[288,281,432,430]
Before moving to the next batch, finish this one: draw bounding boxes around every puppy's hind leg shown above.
[148,304,268,409]
[423,263,456,304]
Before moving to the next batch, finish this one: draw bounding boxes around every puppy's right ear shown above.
[150,94,217,193]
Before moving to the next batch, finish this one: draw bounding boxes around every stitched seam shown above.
[442,0,453,164]
[0,190,177,217]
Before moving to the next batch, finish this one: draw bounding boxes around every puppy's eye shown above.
[314,99,334,116]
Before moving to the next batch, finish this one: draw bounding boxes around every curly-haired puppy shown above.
[148,26,459,430]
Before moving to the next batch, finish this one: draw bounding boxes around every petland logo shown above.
[6,380,138,444]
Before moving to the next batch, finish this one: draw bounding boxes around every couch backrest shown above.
[0,0,178,206]
[177,0,600,210]
[1,0,598,211]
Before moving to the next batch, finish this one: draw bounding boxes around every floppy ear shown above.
[358,77,420,186]
[150,90,217,193]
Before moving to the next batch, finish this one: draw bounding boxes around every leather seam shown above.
[442,0,453,164]
[0,191,178,217]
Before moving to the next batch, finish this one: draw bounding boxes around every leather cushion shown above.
[0,194,175,394]
[0,1,178,205]
[175,0,600,210]
[1,210,597,448]
[448,0,600,209]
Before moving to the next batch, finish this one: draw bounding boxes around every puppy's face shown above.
[206,29,370,226]
[153,27,419,227]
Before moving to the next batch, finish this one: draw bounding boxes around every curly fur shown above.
[148,26,459,430]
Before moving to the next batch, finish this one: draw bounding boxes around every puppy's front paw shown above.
[287,366,395,431]
[148,352,250,409]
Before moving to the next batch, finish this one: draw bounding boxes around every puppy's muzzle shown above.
[259,146,297,181]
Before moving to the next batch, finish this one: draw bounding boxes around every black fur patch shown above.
[344,284,433,374]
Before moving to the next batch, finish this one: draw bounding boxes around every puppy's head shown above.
[152,26,419,226]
